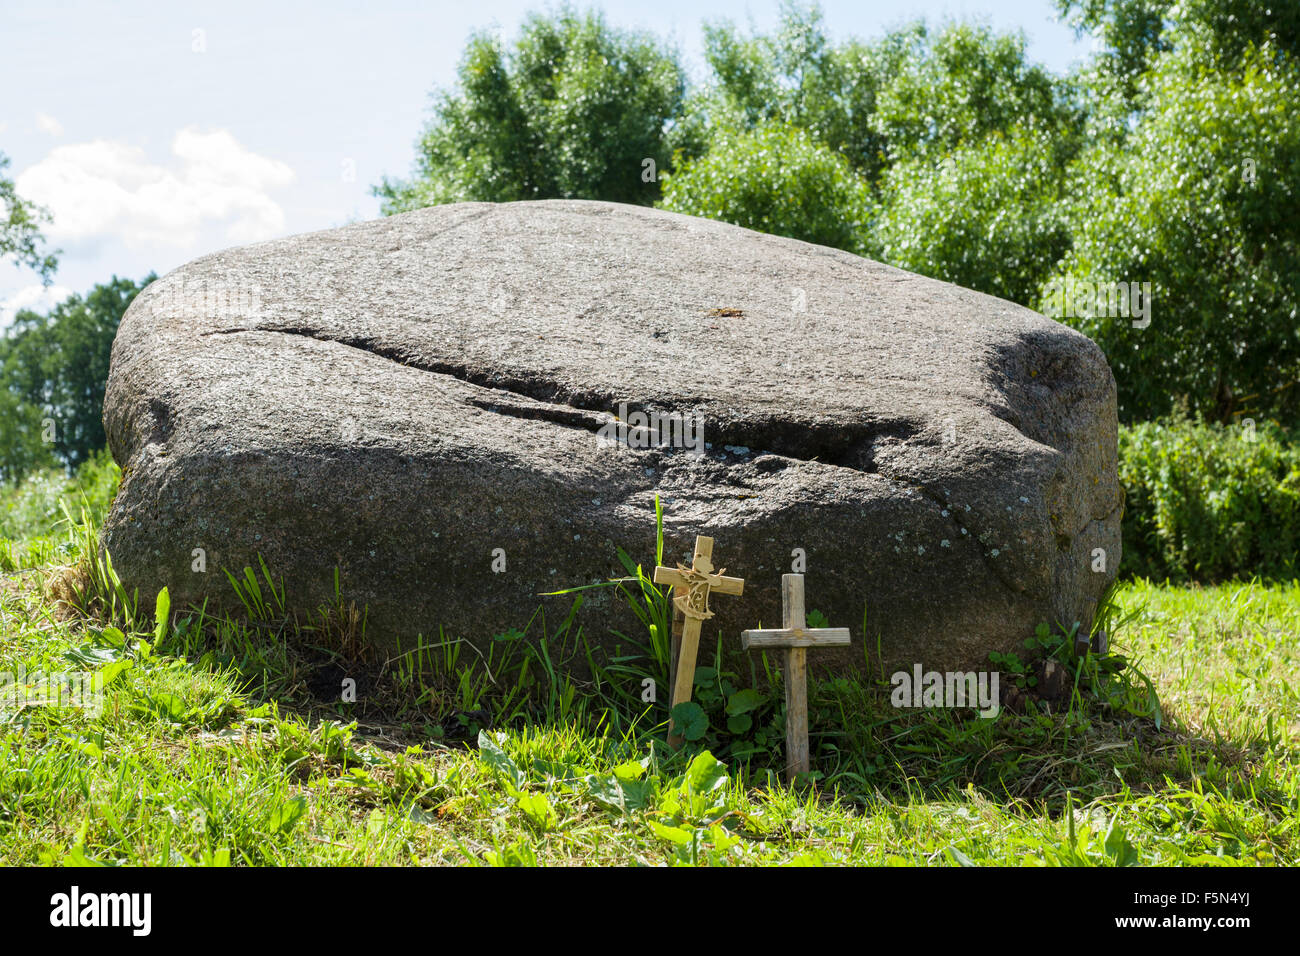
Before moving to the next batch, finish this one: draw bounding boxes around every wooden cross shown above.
[653,536,744,747]
[742,574,850,781]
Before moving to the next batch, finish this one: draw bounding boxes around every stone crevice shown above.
[201,326,924,476]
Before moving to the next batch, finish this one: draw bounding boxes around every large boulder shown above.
[102,199,1121,676]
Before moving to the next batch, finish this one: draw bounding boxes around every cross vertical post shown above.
[741,573,850,781]
[653,535,744,747]
[781,574,809,778]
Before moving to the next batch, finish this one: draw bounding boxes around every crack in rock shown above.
[202,326,922,474]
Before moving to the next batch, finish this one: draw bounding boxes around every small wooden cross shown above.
[742,574,850,781]
[653,536,744,747]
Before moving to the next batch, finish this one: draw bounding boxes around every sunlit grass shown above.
[0,469,1295,865]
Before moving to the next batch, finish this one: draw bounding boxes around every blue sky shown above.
[1,0,1093,323]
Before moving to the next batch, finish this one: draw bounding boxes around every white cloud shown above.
[0,283,74,328]
[35,112,63,137]
[15,128,295,249]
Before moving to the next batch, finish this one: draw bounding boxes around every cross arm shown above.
[741,627,851,650]
[653,566,745,596]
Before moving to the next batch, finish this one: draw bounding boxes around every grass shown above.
[0,464,1296,866]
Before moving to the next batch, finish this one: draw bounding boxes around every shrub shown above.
[871,124,1072,306]
[1119,417,1300,581]
[658,122,872,254]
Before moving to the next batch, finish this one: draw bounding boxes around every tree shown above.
[1055,0,1174,100]
[679,7,1082,282]
[691,8,1079,186]
[1,274,155,471]
[1045,6,1300,423]
[869,22,1078,164]
[1057,0,1300,86]
[375,1,1300,430]
[0,388,55,484]
[374,8,686,211]
[1,151,58,282]
[688,3,892,180]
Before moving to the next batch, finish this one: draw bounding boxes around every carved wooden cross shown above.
[653,535,744,747]
[742,574,850,781]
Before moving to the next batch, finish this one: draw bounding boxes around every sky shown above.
[0,0,1094,324]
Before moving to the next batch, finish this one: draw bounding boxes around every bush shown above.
[1119,417,1300,582]
[871,124,1072,306]
[658,122,872,253]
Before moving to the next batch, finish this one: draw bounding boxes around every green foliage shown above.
[659,11,1087,281]
[372,0,1298,431]
[1174,0,1300,69]
[669,701,708,742]
[873,124,1073,304]
[1048,43,1300,423]
[689,8,1076,183]
[1,274,154,471]
[992,619,1161,726]
[0,152,58,282]
[1118,417,1300,581]
[689,3,891,179]
[478,730,528,794]
[672,659,786,761]
[0,449,119,544]
[859,22,1081,303]
[869,22,1077,162]
[1058,0,1300,91]
[0,389,56,484]
[1056,0,1175,97]
[659,121,871,253]
[375,7,685,210]
[3,483,1298,865]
